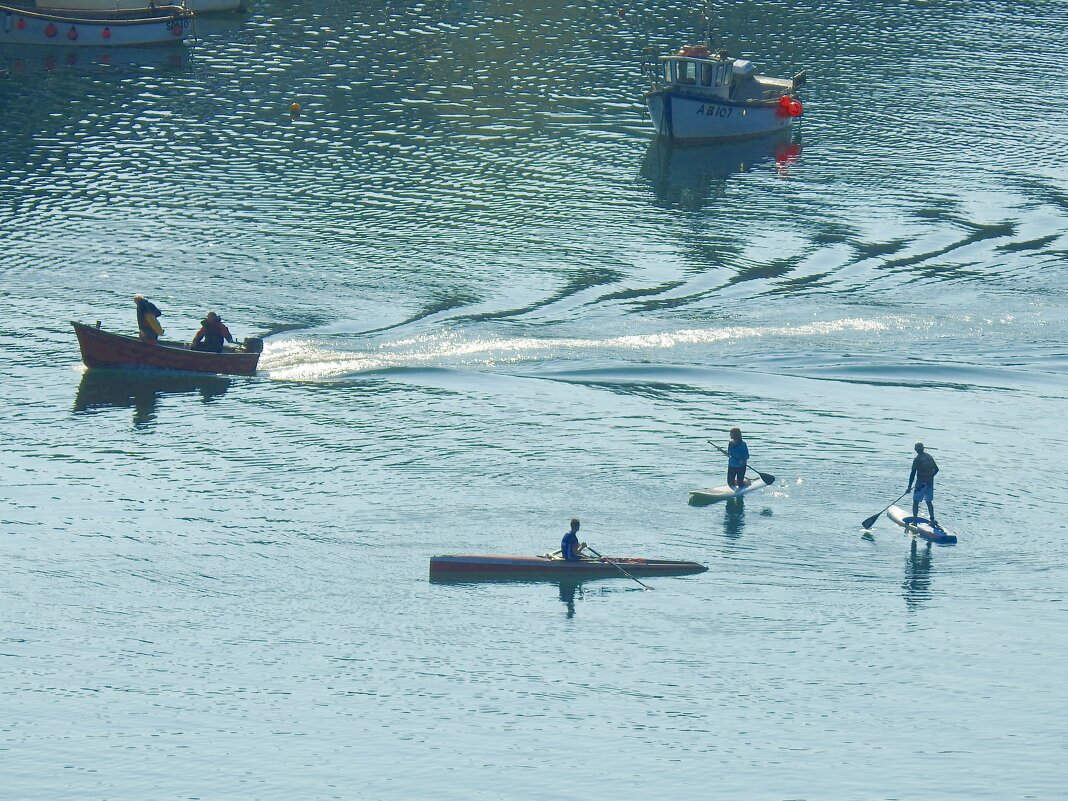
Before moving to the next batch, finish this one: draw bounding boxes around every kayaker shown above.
[134,295,164,343]
[191,311,234,353]
[725,427,750,489]
[907,442,940,525]
[561,518,587,561]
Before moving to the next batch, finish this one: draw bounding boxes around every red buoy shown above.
[788,99,803,117]
[16,17,26,30]
[67,26,78,41]
[102,27,111,39]
[44,22,58,37]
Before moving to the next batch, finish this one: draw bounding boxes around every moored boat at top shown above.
[0,3,194,46]
[645,44,807,142]
[429,553,708,581]
[72,321,262,376]
[36,0,243,13]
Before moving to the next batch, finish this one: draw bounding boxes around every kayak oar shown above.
[861,490,910,530]
[709,442,776,486]
[585,546,652,591]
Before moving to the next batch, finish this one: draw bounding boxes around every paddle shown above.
[861,489,911,530]
[585,546,652,591]
[708,441,776,486]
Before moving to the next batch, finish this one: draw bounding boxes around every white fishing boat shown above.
[0,3,194,45]
[36,0,242,13]
[645,45,807,142]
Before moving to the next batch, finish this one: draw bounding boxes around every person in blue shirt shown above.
[726,427,750,489]
[561,518,587,561]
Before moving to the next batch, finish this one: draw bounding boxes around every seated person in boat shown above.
[134,295,164,343]
[191,311,234,353]
[561,518,587,561]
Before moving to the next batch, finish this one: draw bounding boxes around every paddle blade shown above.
[861,513,880,530]
[757,472,776,486]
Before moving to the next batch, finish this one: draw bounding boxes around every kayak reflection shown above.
[429,576,598,620]
[639,132,801,211]
[73,368,231,427]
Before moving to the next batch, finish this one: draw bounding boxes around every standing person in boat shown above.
[134,295,164,343]
[191,311,234,353]
[907,442,940,525]
[561,518,587,561]
[725,427,750,489]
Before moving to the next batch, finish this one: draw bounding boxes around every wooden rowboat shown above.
[429,554,708,581]
[72,321,261,376]
[0,4,194,47]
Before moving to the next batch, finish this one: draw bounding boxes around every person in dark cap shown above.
[133,295,164,343]
[191,311,234,353]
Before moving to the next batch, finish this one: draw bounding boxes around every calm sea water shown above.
[2,1,1067,798]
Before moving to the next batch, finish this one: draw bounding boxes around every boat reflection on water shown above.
[0,42,190,74]
[73,368,231,427]
[639,132,801,210]
[430,575,647,619]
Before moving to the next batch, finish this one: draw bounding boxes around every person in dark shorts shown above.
[726,427,750,489]
[907,442,940,524]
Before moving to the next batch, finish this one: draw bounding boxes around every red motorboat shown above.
[72,321,262,376]
[429,554,708,581]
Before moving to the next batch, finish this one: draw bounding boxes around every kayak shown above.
[886,505,957,544]
[689,478,767,505]
[429,554,708,581]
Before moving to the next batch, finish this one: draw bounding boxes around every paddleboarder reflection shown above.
[902,539,934,612]
[723,497,745,539]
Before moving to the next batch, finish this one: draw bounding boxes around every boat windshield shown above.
[665,58,733,90]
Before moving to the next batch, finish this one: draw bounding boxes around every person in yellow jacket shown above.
[134,295,164,343]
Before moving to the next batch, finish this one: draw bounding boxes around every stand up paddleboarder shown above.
[907,442,939,525]
[725,427,750,489]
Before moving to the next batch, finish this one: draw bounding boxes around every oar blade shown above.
[861,513,880,530]
[757,471,776,486]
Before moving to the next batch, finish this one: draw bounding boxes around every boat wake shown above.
[261,316,911,381]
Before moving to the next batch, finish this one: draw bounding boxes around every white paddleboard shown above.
[886,505,957,544]
[689,478,767,504]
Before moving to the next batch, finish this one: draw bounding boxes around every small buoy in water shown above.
[290,102,302,116]
[617,7,626,16]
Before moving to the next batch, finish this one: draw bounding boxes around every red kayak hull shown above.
[73,321,260,376]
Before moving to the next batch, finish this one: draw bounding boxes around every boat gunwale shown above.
[0,3,193,25]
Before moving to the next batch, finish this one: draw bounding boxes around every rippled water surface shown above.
[2,1,1067,799]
